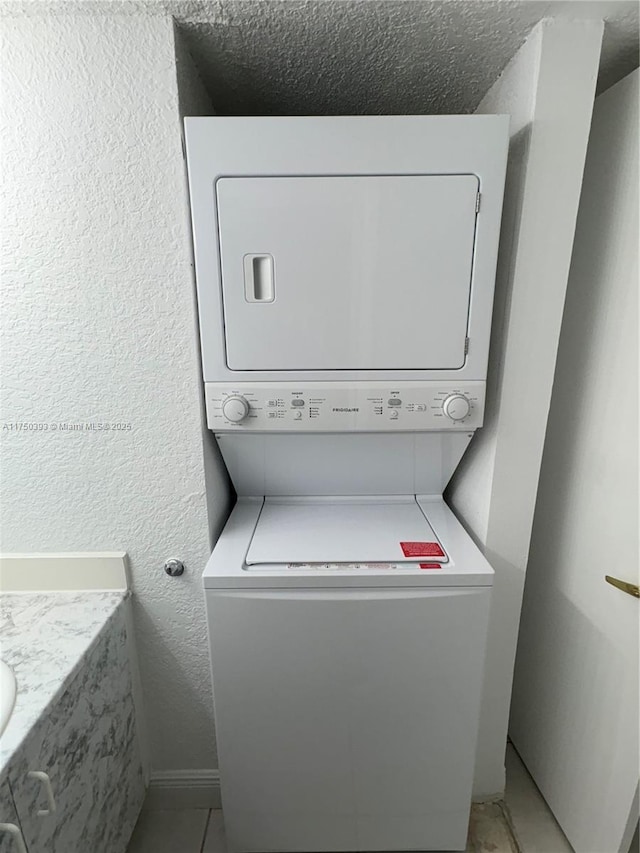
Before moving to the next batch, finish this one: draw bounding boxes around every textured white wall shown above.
[0,14,230,771]
[447,19,604,797]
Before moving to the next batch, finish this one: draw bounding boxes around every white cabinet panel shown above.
[217,176,478,371]
[208,586,491,851]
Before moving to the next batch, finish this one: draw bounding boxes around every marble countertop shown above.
[0,590,127,775]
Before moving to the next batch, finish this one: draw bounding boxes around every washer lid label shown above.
[400,541,445,558]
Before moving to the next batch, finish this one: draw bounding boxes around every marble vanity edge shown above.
[0,552,129,592]
[0,590,130,775]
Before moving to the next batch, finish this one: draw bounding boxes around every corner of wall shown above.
[171,21,233,549]
[172,21,216,119]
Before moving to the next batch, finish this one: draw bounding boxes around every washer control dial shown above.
[443,393,471,421]
[222,395,250,423]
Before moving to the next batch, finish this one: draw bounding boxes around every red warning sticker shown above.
[400,541,445,558]
[419,563,442,570]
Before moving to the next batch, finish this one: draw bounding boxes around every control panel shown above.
[205,382,485,432]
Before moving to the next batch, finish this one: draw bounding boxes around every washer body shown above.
[204,496,493,852]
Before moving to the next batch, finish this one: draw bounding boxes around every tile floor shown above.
[127,743,573,853]
[504,744,573,853]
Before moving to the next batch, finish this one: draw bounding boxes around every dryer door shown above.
[216,175,479,371]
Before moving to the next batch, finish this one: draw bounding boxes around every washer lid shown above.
[246,496,448,565]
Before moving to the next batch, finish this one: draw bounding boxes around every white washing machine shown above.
[185,116,509,852]
[204,495,492,851]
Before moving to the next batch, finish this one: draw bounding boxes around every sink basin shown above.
[0,660,16,736]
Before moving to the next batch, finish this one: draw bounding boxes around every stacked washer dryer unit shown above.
[184,116,508,853]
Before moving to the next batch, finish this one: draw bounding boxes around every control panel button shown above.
[443,394,471,421]
[388,399,402,406]
[222,395,250,423]
[291,399,305,407]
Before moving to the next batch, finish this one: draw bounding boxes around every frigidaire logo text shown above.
[332,407,359,412]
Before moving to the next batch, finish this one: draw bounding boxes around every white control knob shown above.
[222,395,250,423]
[443,394,471,421]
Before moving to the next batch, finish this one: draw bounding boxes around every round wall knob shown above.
[443,394,471,421]
[222,395,250,423]
[164,559,185,577]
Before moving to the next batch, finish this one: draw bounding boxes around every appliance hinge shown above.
[475,192,481,213]
[464,337,470,355]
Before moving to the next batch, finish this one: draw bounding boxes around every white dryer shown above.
[185,116,509,852]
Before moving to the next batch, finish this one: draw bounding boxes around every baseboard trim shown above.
[144,768,499,813]
[145,769,221,810]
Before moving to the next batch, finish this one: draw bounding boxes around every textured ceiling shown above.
[175,1,639,115]
[2,0,638,114]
